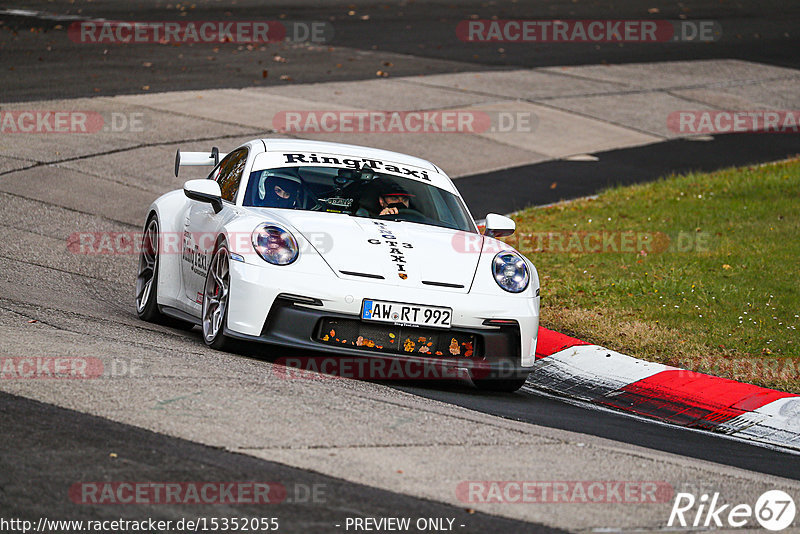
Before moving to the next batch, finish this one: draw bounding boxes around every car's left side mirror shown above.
[484,213,515,238]
[184,179,223,213]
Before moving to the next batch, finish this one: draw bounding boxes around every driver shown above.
[257,172,303,209]
[376,180,414,216]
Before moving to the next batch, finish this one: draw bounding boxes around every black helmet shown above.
[376,178,414,200]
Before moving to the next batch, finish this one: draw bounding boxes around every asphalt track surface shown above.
[393,382,800,481]
[1,0,799,102]
[2,1,800,531]
[458,132,800,218]
[0,391,562,533]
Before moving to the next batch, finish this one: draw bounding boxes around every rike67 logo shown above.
[668,490,796,531]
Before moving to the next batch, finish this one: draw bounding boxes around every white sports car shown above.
[136,139,539,391]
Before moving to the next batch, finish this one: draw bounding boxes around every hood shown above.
[255,210,483,293]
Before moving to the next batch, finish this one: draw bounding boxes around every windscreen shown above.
[242,166,477,233]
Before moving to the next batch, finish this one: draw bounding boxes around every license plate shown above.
[361,299,452,329]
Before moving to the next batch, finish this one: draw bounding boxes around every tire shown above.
[135,215,166,323]
[135,214,195,330]
[202,240,232,350]
[471,371,530,392]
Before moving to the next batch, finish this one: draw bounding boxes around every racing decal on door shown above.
[182,231,209,276]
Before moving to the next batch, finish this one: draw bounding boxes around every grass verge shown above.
[509,158,800,393]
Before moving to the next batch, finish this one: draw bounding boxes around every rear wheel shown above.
[135,214,195,330]
[202,241,232,350]
[136,215,164,322]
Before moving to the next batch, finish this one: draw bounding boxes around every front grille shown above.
[316,318,478,358]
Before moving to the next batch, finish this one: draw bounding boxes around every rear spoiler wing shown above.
[174,147,227,176]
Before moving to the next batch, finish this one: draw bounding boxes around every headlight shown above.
[252,224,298,265]
[492,251,529,293]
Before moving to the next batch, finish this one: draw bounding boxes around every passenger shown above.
[376,181,414,216]
[356,178,415,217]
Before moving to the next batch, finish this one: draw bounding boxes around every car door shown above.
[181,148,248,306]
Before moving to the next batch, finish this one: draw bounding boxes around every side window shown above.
[214,148,248,203]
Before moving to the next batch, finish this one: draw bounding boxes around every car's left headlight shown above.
[252,223,299,265]
[492,251,529,293]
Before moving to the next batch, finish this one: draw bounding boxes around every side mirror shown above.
[484,213,515,238]
[184,179,223,213]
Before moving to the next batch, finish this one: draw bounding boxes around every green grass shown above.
[509,159,800,392]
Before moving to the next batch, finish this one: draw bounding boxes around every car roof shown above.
[258,138,441,173]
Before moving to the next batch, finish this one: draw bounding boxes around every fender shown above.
[147,189,193,314]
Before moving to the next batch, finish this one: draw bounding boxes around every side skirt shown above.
[160,305,201,325]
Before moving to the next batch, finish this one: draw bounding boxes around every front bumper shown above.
[226,257,539,367]
[225,298,529,377]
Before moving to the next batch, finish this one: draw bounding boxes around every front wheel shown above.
[202,241,233,350]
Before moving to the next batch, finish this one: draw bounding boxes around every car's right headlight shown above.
[492,251,529,293]
[252,223,298,265]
